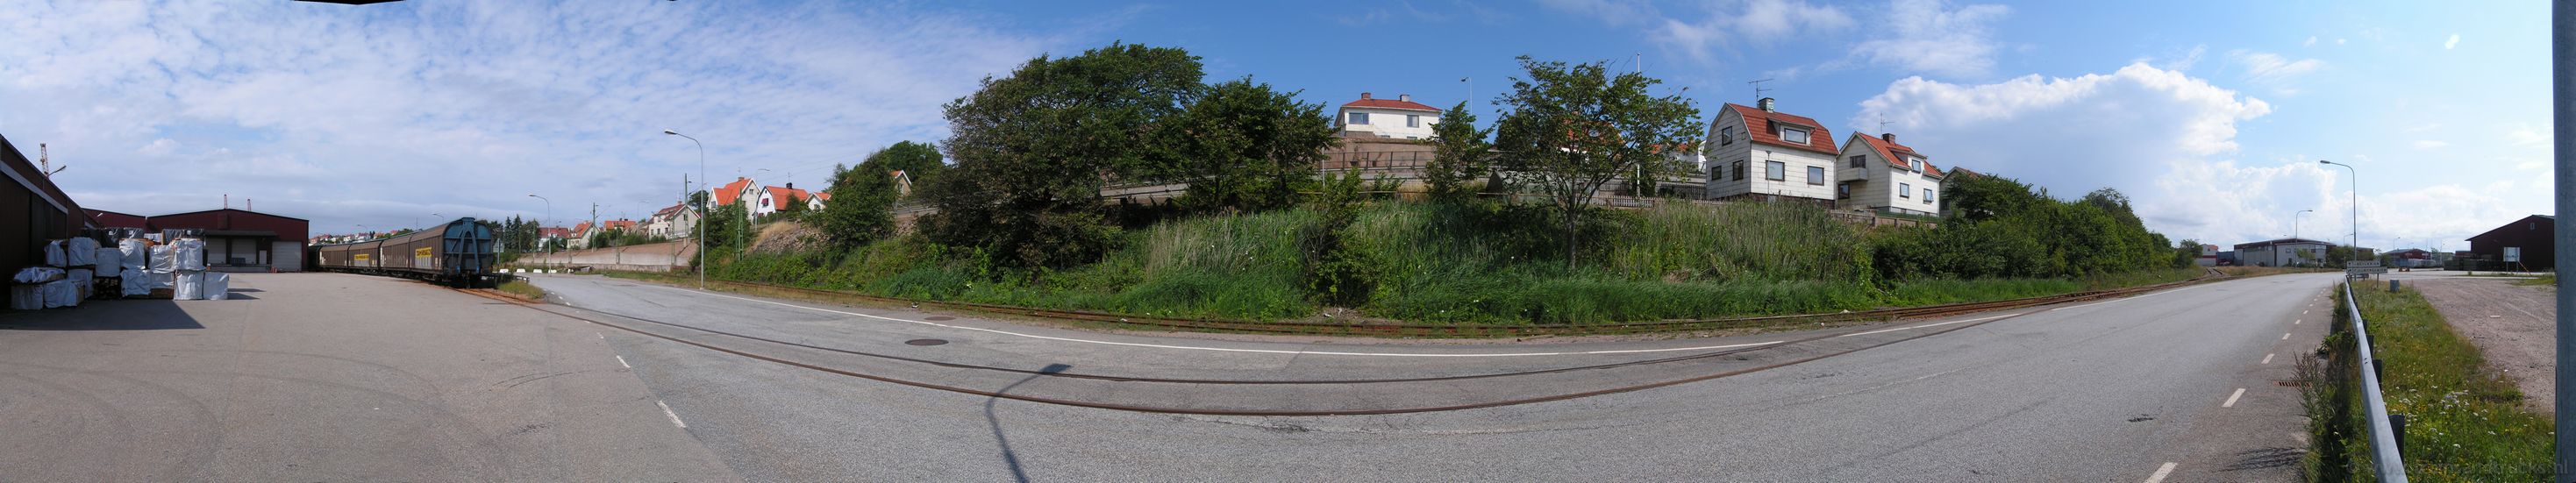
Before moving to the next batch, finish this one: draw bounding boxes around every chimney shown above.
[1398,94,1411,103]
[1758,97,1776,112]
[1360,92,1373,100]
[786,182,794,189]
[1881,132,1895,142]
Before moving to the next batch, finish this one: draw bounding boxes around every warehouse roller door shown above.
[270,240,303,272]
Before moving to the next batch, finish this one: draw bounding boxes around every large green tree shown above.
[921,42,1203,268]
[1424,101,1493,201]
[1490,56,1702,269]
[1160,77,1338,212]
[816,141,945,248]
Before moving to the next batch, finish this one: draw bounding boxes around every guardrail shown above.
[2343,281,2410,482]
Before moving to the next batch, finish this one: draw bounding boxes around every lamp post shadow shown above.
[985,363,1070,483]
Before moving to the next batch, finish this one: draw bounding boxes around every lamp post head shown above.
[663,130,679,136]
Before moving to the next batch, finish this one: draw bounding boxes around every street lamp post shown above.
[528,194,551,252]
[2320,160,2358,258]
[2293,210,2312,240]
[665,129,707,290]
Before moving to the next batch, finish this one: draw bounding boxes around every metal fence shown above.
[2343,280,2410,482]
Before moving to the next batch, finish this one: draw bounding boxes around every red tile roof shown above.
[1723,103,1839,155]
[603,219,638,231]
[762,186,812,205]
[653,202,688,218]
[714,177,755,206]
[570,221,592,234]
[1340,93,1440,112]
[1851,134,1943,177]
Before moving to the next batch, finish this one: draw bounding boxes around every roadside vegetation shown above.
[496,280,547,302]
[676,41,2215,325]
[2511,273,2555,287]
[2301,284,2551,482]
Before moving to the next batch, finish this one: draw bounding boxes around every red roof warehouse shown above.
[92,208,313,273]
[3,134,95,273]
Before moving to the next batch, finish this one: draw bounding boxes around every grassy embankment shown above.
[2512,274,2556,287]
[2302,284,2551,482]
[696,201,2202,325]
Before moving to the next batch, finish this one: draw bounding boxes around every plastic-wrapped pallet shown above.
[119,239,150,271]
[12,266,63,284]
[203,273,231,301]
[8,285,39,310]
[65,238,99,266]
[42,280,79,308]
[67,269,91,300]
[150,245,177,274]
[93,247,123,278]
[121,273,153,297]
[173,272,204,301]
[43,240,67,266]
[174,239,206,271]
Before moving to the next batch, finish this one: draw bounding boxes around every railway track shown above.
[639,268,2222,338]
[474,268,2230,415]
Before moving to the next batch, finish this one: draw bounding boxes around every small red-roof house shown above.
[1833,131,1947,217]
[752,184,817,219]
[712,177,758,207]
[1702,98,1841,206]
[1336,92,1443,140]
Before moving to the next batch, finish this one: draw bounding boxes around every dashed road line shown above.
[2261,353,2275,365]
[2280,332,2292,340]
[2222,387,2246,408]
[656,400,688,428]
[616,355,632,368]
[2143,462,2177,483]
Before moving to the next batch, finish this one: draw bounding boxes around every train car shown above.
[309,217,502,288]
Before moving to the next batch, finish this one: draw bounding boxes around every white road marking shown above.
[2302,309,2309,315]
[596,332,604,339]
[2261,353,2275,365]
[656,400,687,428]
[645,285,1788,358]
[2294,318,2301,325]
[1834,313,2021,337]
[616,355,632,368]
[2281,332,2292,340]
[2143,462,2178,483]
[2222,387,2246,408]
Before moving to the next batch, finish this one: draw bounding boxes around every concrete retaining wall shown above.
[517,239,698,273]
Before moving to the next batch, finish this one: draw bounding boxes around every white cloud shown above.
[2223,49,2324,95]
[2411,140,2450,149]
[2444,33,2459,49]
[2507,124,2550,146]
[1849,0,2011,77]
[1853,63,2287,243]
[2303,36,2317,47]
[1569,0,1853,64]
[0,1,1086,233]
[2336,38,2346,45]
[2159,45,2207,71]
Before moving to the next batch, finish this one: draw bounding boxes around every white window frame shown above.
[1900,183,1912,198]
[1406,115,1419,128]
[1923,188,1935,203]
[1765,160,1786,181]
[1350,112,1370,125]
[1780,127,1809,145]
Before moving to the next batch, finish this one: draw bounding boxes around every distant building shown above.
[2234,238,2335,267]
[84,209,148,229]
[752,184,817,220]
[2195,244,2221,266]
[1702,98,1841,206]
[1335,93,1442,139]
[2465,214,2554,270]
[3,134,96,273]
[143,208,312,272]
[645,202,696,238]
[1833,132,1944,217]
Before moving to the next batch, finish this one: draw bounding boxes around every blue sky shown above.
[0,0,2552,250]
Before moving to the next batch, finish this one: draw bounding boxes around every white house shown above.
[645,202,696,238]
[1833,132,1945,217]
[751,184,817,220]
[1702,98,1841,205]
[1335,92,1442,139]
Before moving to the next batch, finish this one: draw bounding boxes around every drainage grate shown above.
[904,338,949,346]
[924,316,955,321]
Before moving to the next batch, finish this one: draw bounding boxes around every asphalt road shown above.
[528,272,2343,482]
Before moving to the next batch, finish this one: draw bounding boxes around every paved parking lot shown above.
[0,273,736,481]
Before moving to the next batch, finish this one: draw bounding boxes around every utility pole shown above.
[2550,1,2572,479]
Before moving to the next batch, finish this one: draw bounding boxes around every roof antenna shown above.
[1747,79,1773,100]
[1879,117,1893,133]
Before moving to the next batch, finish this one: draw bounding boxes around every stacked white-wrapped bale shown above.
[16,239,82,309]
[9,267,63,310]
[147,244,178,299]
[118,238,155,297]
[171,238,211,301]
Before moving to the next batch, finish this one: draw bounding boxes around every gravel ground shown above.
[2408,277,2557,414]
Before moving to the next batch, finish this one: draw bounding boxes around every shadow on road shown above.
[986,363,1072,483]
[0,300,204,330]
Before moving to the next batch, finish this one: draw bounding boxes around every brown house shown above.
[2465,214,2554,271]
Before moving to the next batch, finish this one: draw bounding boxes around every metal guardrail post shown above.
[2344,281,2409,482]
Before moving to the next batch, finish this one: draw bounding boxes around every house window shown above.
[1909,159,1923,171]
[760,197,770,208]
[1807,166,1825,185]
[1732,160,1746,181]
[1780,128,1809,145]
[1720,126,1735,145]
[1923,188,1935,203]
[1766,160,1785,181]
[1837,182,1852,200]
[1900,183,1912,198]
[1849,155,1864,168]
[1407,115,1420,128]
[1350,112,1370,124]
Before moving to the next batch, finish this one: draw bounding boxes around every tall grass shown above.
[2308,285,2552,482]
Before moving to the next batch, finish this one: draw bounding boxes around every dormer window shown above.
[1780,127,1809,145]
[1909,158,1923,171]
